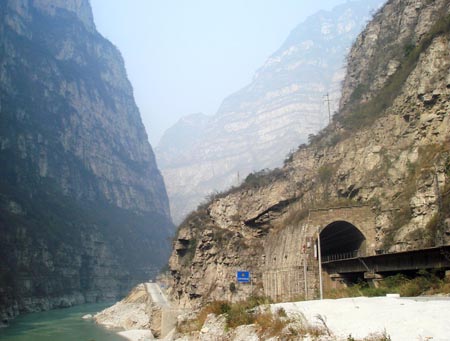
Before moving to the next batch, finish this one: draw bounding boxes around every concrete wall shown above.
[262,206,376,300]
[309,206,377,256]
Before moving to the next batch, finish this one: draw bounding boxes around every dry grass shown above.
[254,311,286,337]
[176,300,230,333]
[325,272,450,299]
[255,310,329,340]
[178,298,328,339]
[348,329,392,341]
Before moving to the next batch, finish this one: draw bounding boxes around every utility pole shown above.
[303,211,311,299]
[324,93,331,126]
[317,226,323,300]
[303,252,308,299]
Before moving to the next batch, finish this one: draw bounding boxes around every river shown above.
[0,303,125,341]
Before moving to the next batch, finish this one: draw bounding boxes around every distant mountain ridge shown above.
[156,0,385,224]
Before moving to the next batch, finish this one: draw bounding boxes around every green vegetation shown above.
[317,163,335,184]
[325,271,450,299]
[349,83,370,103]
[283,151,295,165]
[242,168,286,189]
[338,13,450,132]
[178,239,197,267]
[172,206,208,266]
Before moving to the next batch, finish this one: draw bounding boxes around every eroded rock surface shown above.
[168,0,450,308]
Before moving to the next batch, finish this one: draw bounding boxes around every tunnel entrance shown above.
[319,221,366,261]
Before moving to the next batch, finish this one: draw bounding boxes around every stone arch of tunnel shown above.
[319,220,366,259]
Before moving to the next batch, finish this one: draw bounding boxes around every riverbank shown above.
[0,303,125,341]
[94,283,163,339]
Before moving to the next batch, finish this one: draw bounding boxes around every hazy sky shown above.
[90,0,348,145]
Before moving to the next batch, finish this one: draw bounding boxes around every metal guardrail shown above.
[321,245,450,274]
[322,250,360,262]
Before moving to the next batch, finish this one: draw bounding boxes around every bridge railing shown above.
[322,250,360,262]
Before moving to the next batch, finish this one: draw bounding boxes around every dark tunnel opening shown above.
[319,221,366,260]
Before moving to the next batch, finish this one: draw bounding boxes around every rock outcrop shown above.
[156,0,385,224]
[168,0,450,308]
[0,0,173,325]
[94,284,158,336]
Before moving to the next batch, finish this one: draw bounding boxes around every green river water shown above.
[0,303,126,341]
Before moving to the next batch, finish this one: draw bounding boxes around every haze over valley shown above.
[1,0,450,340]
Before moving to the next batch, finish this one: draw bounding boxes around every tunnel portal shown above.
[320,220,366,259]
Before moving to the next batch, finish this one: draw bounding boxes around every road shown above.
[145,282,170,307]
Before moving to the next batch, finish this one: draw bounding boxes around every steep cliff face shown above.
[0,0,173,324]
[168,0,450,308]
[340,0,449,110]
[156,0,385,224]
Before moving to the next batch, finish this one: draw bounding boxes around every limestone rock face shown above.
[0,0,173,324]
[156,0,385,224]
[339,0,450,110]
[168,0,450,307]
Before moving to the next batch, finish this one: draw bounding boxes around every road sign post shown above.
[237,271,252,294]
[237,271,250,283]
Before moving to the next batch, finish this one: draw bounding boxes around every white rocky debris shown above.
[272,296,450,341]
[94,282,179,340]
[94,283,155,331]
[171,296,450,340]
[118,329,154,341]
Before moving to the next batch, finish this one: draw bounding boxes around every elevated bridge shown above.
[322,245,450,280]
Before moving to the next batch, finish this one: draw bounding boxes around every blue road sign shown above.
[237,271,250,283]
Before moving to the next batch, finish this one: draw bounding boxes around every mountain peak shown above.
[6,0,95,32]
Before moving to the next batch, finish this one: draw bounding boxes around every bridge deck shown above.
[322,245,450,275]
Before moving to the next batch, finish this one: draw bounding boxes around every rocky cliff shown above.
[0,0,173,325]
[157,0,385,224]
[168,0,450,308]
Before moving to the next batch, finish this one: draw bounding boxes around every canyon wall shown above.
[0,0,173,325]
